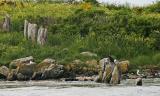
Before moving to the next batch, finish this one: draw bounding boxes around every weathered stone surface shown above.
[7,69,17,81]
[41,64,64,79]
[35,58,56,72]
[24,20,28,38]
[118,60,129,74]
[0,66,9,79]
[37,26,47,45]
[9,56,34,69]
[27,23,37,42]
[110,65,121,84]
[16,62,36,77]
[31,72,43,80]
[96,58,126,84]
[2,14,11,32]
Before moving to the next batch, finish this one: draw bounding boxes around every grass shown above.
[0,1,160,72]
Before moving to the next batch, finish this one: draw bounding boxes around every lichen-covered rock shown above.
[9,56,34,69]
[0,66,9,79]
[110,65,121,84]
[16,62,36,77]
[41,64,64,79]
[7,69,17,81]
[35,58,56,72]
[118,60,129,74]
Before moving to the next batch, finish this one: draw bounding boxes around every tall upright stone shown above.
[27,23,37,42]
[2,14,11,32]
[24,20,28,38]
[37,26,47,45]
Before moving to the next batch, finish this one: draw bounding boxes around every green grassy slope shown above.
[0,2,160,70]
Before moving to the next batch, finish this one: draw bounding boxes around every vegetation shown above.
[0,1,160,71]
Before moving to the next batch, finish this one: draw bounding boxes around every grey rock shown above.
[0,66,9,79]
[41,64,64,79]
[9,56,34,69]
[7,69,17,81]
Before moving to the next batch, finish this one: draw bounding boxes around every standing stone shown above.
[27,23,37,42]
[110,65,121,84]
[37,26,47,45]
[24,20,28,38]
[2,14,11,32]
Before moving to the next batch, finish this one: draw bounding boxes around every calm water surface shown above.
[0,79,160,96]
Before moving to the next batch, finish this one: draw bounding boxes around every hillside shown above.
[0,1,160,71]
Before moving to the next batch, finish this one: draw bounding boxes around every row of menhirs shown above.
[24,20,47,45]
[0,14,47,45]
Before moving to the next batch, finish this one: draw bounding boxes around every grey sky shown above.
[97,0,159,6]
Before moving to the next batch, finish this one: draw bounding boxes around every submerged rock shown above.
[136,78,142,86]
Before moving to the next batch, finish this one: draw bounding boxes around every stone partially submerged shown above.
[96,58,128,85]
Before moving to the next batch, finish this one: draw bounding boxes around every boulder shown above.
[41,64,64,79]
[0,66,9,79]
[35,58,56,72]
[16,62,36,77]
[7,69,17,81]
[9,56,34,69]
[118,60,129,74]
[110,65,121,84]
[17,73,29,81]
[31,72,43,80]
[80,51,97,57]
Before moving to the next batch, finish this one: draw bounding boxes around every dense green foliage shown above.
[0,1,160,70]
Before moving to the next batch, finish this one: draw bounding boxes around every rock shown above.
[27,23,38,42]
[9,56,34,69]
[24,20,29,38]
[7,69,17,81]
[118,60,129,74]
[136,78,142,86]
[2,14,11,32]
[110,65,121,84]
[16,62,36,77]
[31,72,43,80]
[41,64,64,79]
[35,58,56,72]
[102,64,112,83]
[41,58,56,64]
[17,73,29,81]
[37,26,47,45]
[0,66,9,79]
[80,51,97,57]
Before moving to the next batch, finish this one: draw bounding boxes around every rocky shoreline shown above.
[0,56,160,82]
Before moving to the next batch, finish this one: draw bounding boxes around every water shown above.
[0,79,160,96]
